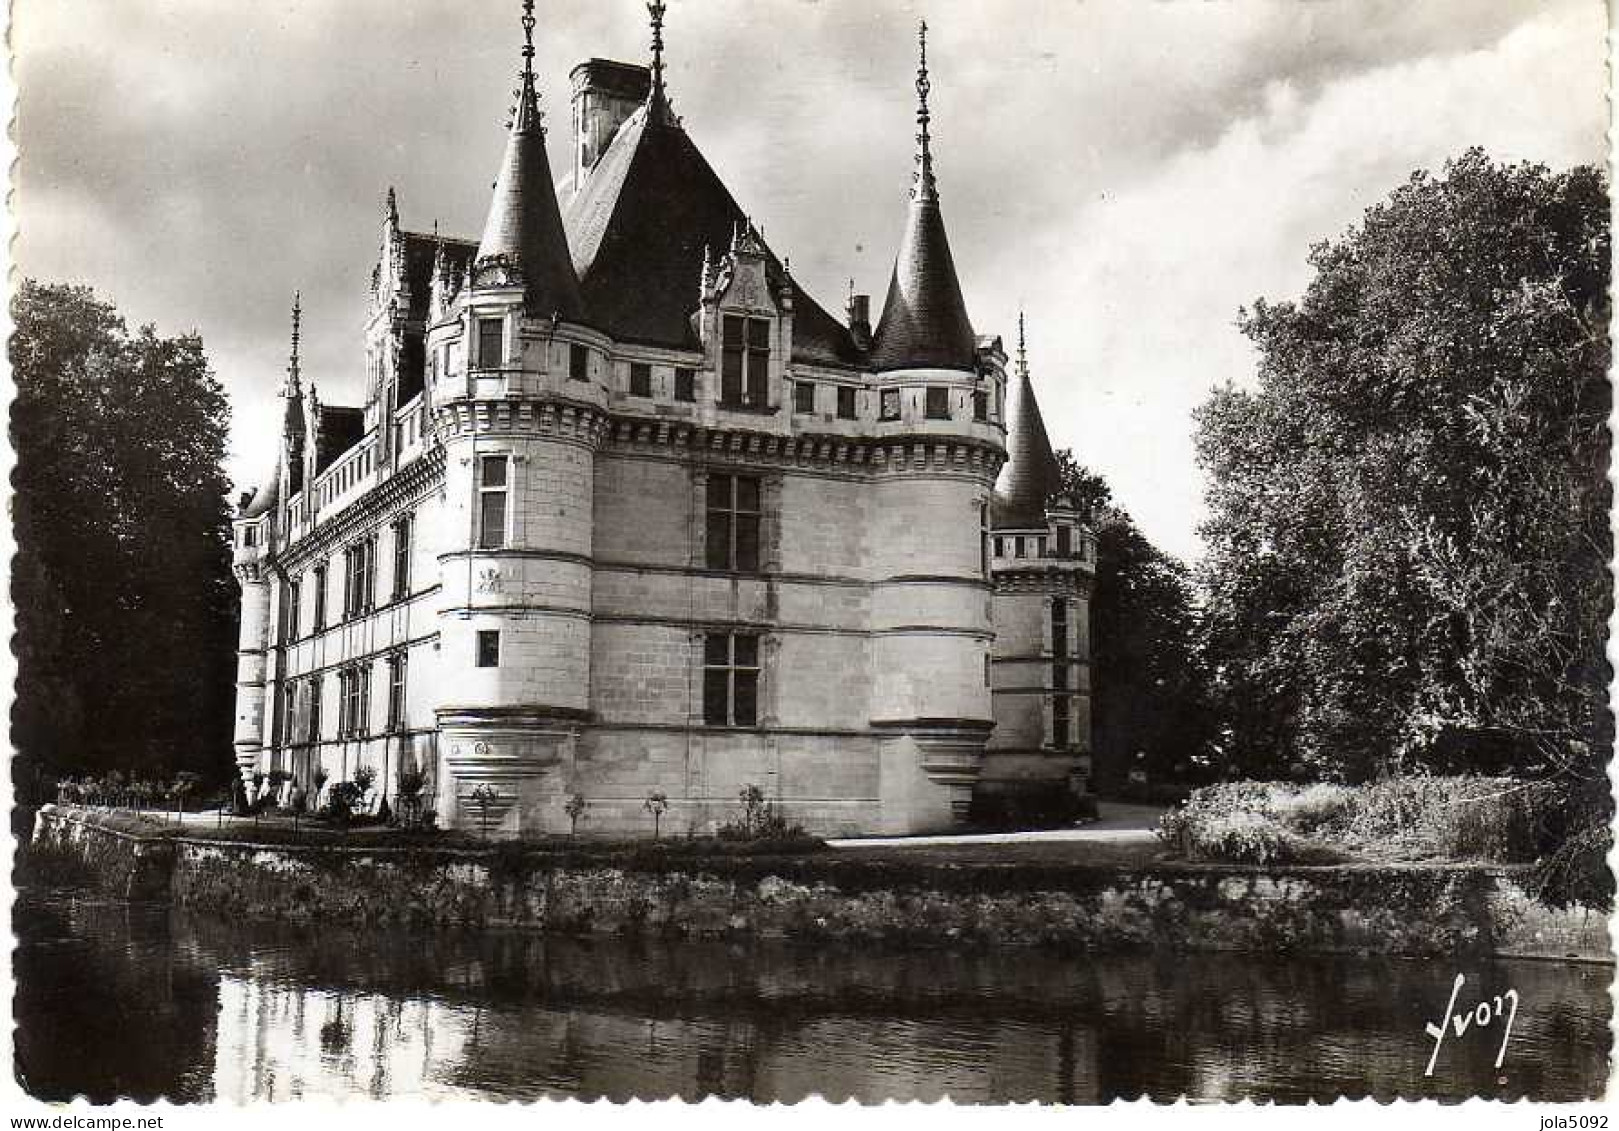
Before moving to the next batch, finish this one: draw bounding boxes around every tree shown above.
[1052,451,1212,794]
[1193,151,1609,901]
[11,280,237,792]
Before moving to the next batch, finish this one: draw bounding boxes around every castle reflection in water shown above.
[15,891,1611,1104]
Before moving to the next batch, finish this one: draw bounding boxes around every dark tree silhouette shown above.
[11,280,237,794]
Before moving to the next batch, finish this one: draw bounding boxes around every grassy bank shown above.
[1154,776,1604,904]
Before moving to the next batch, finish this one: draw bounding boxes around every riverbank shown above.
[29,804,1611,960]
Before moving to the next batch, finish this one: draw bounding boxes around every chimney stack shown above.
[847,291,872,349]
[569,59,651,187]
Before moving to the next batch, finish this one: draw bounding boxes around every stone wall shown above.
[32,807,1610,961]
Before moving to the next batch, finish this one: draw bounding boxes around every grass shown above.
[1156,776,1563,867]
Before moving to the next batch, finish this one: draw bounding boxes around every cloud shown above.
[13,0,1606,562]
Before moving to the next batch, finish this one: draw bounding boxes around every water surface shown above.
[14,888,1610,1103]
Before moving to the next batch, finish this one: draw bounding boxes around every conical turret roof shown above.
[869,22,976,373]
[475,0,585,321]
[992,315,1062,529]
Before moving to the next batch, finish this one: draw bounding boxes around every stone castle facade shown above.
[229,4,1094,837]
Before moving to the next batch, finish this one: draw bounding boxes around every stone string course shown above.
[31,807,1611,961]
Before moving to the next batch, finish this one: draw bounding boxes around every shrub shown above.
[717,784,803,842]
[353,766,377,793]
[1158,775,1567,868]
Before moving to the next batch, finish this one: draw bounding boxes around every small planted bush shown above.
[717,784,803,842]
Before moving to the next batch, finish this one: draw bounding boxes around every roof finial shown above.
[913,20,937,204]
[1017,310,1028,377]
[510,0,543,133]
[648,1,668,113]
[284,292,303,396]
[385,186,399,228]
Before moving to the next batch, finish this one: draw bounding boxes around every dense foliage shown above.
[1158,777,1561,869]
[1052,452,1213,795]
[11,280,237,791]
[1192,151,1610,904]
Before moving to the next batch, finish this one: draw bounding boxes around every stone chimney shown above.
[569,59,652,185]
[847,292,872,350]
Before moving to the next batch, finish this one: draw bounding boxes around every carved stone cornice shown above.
[433,397,612,447]
[276,445,446,571]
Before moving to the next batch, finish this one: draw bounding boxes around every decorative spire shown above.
[385,186,399,228]
[473,0,585,319]
[869,20,975,372]
[285,292,302,393]
[913,21,937,204]
[512,0,542,133]
[648,1,668,113]
[992,312,1062,530]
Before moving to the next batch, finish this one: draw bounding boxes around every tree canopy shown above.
[11,280,238,791]
[1194,148,1609,788]
[1052,451,1212,794]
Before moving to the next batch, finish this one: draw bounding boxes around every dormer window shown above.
[721,315,770,408]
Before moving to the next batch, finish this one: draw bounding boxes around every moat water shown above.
[14,887,1611,1103]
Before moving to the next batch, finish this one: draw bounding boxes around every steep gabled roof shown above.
[562,102,861,365]
[314,407,365,474]
[992,320,1062,530]
[400,233,477,321]
[473,2,585,321]
[868,22,976,373]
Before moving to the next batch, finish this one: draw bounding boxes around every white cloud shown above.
[1009,0,1607,562]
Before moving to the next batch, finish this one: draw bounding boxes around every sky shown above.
[13,0,1608,562]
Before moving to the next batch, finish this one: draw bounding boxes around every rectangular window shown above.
[747,319,770,407]
[392,514,412,600]
[1056,524,1072,558]
[569,343,589,381]
[477,317,503,368]
[1051,598,1069,659]
[703,633,760,727]
[286,578,301,641]
[629,362,652,397]
[358,663,371,738]
[478,456,508,550]
[721,315,771,407]
[836,386,857,420]
[925,386,950,420]
[312,563,328,631]
[1053,695,1071,748]
[1014,537,1026,559]
[476,630,501,668]
[387,653,408,732]
[973,390,989,422]
[793,381,815,414]
[879,388,900,421]
[282,679,298,747]
[1035,536,1047,558]
[307,675,323,743]
[705,473,761,573]
[344,540,373,619]
[675,367,696,402]
[993,536,1005,558]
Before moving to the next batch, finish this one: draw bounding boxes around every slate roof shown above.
[475,67,586,321]
[868,197,977,372]
[991,361,1062,530]
[240,461,279,518]
[400,234,477,321]
[314,407,365,474]
[562,102,861,366]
